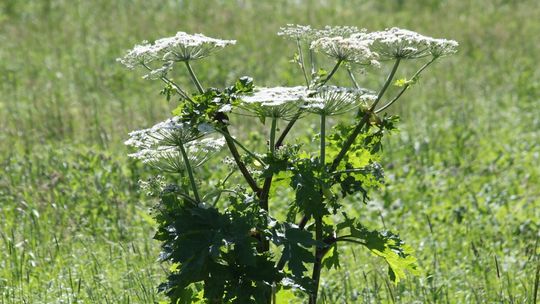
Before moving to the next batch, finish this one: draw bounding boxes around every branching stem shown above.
[221,125,261,194]
[330,58,401,172]
[185,61,205,94]
[376,57,436,114]
[141,63,192,102]
[215,128,266,166]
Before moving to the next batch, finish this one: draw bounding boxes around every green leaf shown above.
[275,287,298,304]
[290,159,326,217]
[270,222,318,292]
[321,244,340,270]
[337,218,419,284]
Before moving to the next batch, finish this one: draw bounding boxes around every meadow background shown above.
[1,0,539,303]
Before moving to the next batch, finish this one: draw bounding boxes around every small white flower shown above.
[310,36,379,66]
[240,86,319,120]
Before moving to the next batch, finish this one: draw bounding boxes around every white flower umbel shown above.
[311,36,379,66]
[125,117,225,171]
[126,116,225,173]
[117,41,160,69]
[118,32,236,78]
[303,86,377,116]
[127,138,225,173]
[429,38,459,58]
[240,86,320,120]
[277,24,315,41]
[357,27,458,60]
[156,32,236,62]
[125,116,202,150]
[317,25,364,38]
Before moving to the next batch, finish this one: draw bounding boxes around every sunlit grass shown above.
[1,0,538,302]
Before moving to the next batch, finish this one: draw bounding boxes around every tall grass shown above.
[1,0,538,302]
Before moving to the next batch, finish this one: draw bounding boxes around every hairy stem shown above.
[184,61,204,94]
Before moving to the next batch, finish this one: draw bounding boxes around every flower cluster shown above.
[296,26,458,63]
[355,27,458,60]
[303,86,377,116]
[310,36,379,65]
[125,117,223,172]
[117,32,236,77]
[240,86,320,120]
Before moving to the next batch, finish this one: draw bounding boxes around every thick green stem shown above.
[178,141,201,203]
[309,216,323,304]
[269,117,277,154]
[320,114,326,169]
[184,61,204,94]
[309,113,327,304]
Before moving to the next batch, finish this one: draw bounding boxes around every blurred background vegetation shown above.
[1,0,538,303]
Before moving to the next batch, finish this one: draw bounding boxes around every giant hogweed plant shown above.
[119,25,457,303]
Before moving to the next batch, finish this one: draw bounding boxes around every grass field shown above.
[1,0,539,303]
